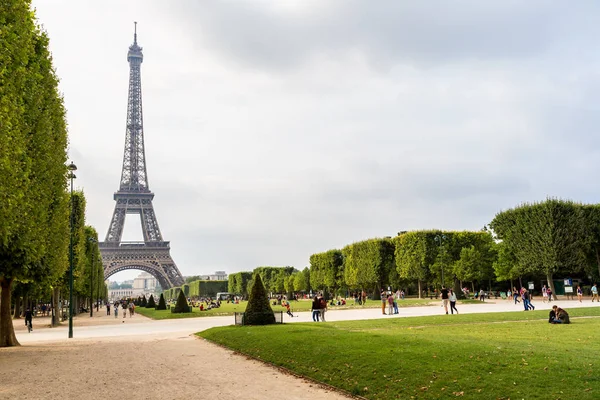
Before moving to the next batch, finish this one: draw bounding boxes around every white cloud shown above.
[32,0,600,278]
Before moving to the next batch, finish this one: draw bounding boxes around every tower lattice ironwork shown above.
[99,23,184,289]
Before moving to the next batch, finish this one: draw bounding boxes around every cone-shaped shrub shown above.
[146,294,156,308]
[173,289,191,313]
[156,293,167,310]
[244,273,275,325]
[141,296,147,307]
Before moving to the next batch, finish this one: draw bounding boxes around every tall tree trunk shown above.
[22,293,28,317]
[417,280,422,299]
[13,295,20,319]
[519,276,523,289]
[471,281,475,293]
[0,278,20,347]
[595,247,600,278]
[547,273,556,299]
[51,287,60,327]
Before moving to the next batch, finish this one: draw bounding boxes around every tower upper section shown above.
[127,21,143,63]
[119,22,149,193]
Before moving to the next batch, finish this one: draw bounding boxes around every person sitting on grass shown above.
[548,308,556,323]
[551,305,570,324]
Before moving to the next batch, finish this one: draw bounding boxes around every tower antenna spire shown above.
[134,21,137,44]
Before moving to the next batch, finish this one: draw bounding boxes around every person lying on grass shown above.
[550,305,570,324]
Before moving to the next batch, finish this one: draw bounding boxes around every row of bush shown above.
[163,280,228,301]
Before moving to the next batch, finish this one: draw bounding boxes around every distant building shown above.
[108,272,161,301]
[194,271,228,281]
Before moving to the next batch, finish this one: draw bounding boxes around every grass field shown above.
[134,298,474,320]
[198,307,600,399]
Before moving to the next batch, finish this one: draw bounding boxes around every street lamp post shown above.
[88,238,96,317]
[67,162,77,339]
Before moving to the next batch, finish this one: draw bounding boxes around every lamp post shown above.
[67,161,77,339]
[435,234,445,287]
[88,238,96,317]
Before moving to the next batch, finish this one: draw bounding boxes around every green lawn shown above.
[198,307,600,399]
[134,298,462,320]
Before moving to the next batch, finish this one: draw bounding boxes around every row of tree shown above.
[0,1,105,347]
[226,199,600,301]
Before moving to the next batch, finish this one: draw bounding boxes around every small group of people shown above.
[508,287,535,310]
[381,290,399,315]
[549,305,570,324]
[311,294,328,322]
[112,300,135,319]
[541,285,554,302]
[440,286,458,315]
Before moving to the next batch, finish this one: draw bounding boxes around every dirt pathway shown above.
[0,332,351,400]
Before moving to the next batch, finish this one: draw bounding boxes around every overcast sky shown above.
[33,1,600,281]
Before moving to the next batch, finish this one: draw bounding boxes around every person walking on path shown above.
[380,290,387,315]
[387,294,394,315]
[114,303,119,318]
[123,303,127,319]
[106,302,111,316]
[513,287,520,304]
[523,289,535,311]
[577,285,583,302]
[542,285,548,303]
[547,287,553,302]
[592,284,598,302]
[319,295,327,322]
[440,286,449,315]
[311,296,320,322]
[449,289,458,314]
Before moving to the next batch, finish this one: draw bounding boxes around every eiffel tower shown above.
[99,23,184,289]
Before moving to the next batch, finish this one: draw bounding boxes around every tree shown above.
[156,293,167,310]
[343,238,394,296]
[310,250,344,296]
[1,2,69,347]
[490,199,589,296]
[146,294,156,308]
[173,290,190,313]
[294,267,311,293]
[395,231,434,297]
[141,296,147,307]
[244,273,275,325]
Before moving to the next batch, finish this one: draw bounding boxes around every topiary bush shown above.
[173,289,191,313]
[156,293,167,310]
[141,295,147,307]
[244,273,275,325]
[146,294,156,308]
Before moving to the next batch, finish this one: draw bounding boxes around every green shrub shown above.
[173,289,191,313]
[141,295,147,307]
[244,273,275,325]
[188,280,228,298]
[146,294,156,308]
[156,293,167,310]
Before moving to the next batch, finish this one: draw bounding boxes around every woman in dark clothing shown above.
[311,297,320,322]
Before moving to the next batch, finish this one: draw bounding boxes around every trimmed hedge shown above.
[188,280,228,298]
[244,273,275,325]
[156,293,167,310]
[146,294,156,308]
[173,289,191,313]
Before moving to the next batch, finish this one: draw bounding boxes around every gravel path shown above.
[2,298,597,399]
